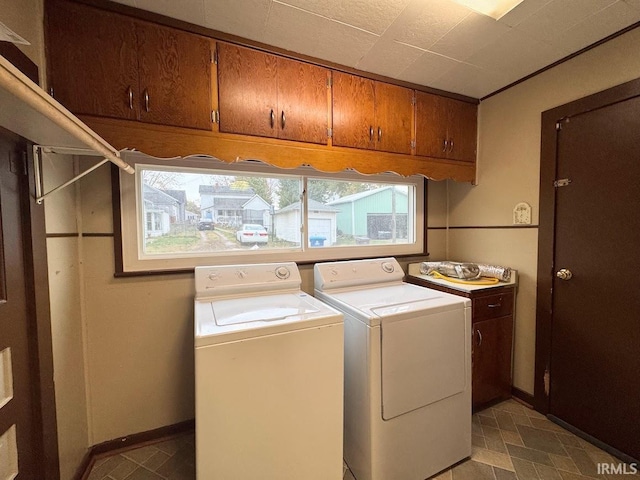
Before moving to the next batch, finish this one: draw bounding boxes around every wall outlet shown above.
[513,202,532,225]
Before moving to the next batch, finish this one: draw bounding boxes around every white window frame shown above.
[117,153,425,273]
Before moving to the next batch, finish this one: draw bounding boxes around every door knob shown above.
[556,268,573,280]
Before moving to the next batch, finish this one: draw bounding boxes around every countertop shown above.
[406,262,518,293]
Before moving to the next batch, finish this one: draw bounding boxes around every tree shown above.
[142,170,181,189]
[236,176,277,204]
[277,178,301,209]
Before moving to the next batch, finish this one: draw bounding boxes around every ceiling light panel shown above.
[451,0,526,19]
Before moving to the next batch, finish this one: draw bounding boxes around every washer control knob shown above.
[275,266,291,279]
[381,261,395,273]
[208,272,220,281]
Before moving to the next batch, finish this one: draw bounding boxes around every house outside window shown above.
[116,155,425,272]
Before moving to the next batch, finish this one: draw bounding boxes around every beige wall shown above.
[446,27,640,395]
[43,152,89,480]
[0,0,45,83]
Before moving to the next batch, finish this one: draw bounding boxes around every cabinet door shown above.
[136,23,212,130]
[46,0,139,120]
[374,82,413,154]
[415,92,449,158]
[332,72,375,150]
[447,99,477,162]
[276,57,329,144]
[217,43,277,138]
[472,316,513,408]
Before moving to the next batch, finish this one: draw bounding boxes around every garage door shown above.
[308,218,332,246]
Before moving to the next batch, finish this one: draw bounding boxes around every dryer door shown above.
[380,308,467,420]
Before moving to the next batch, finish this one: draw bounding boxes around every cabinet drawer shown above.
[473,291,514,321]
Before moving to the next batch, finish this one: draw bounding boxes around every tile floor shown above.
[87,399,638,480]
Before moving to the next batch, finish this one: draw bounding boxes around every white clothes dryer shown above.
[195,262,344,480]
[314,258,471,480]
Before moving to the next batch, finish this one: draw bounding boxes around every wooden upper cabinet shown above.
[374,82,413,155]
[415,91,477,162]
[217,43,329,144]
[332,72,412,154]
[276,57,328,144]
[332,72,376,150]
[136,24,212,130]
[46,0,139,121]
[46,0,212,130]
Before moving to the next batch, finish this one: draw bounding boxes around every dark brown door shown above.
[46,0,139,120]
[276,57,328,144]
[374,82,413,155]
[217,43,278,138]
[415,92,449,158]
[332,72,376,150]
[0,136,42,478]
[447,99,477,162]
[137,23,212,130]
[550,97,640,460]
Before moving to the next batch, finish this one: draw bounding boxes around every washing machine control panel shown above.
[195,262,301,298]
[314,257,404,291]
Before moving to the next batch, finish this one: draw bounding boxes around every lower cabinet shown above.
[472,315,514,408]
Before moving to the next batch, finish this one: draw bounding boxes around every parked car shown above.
[197,219,215,231]
[236,224,268,244]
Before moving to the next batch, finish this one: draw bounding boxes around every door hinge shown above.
[211,49,218,65]
[553,178,571,187]
[327,76,332,87]
[411,96,416,106]
[327,127,333,138]
[556,122,562,131]
[411,139,416,149]
[211,110,220,123]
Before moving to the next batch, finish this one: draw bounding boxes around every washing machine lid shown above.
[195,292,342,346]
[319,283,467,326]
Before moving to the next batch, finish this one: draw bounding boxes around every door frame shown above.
[0,43,60,478]
[534,76,640,413]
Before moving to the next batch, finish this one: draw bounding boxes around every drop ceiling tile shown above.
[498,0,554,27]
[456,71,514,98]
[430,12,512,61]
[397,50,462,86]
[515,0,618,44]
[276,0,411,35]
[203,0,271,41]
[356,39,425,78]
[429,62,489,94]
[262,2,378,67]
[385,0,472,50]
[549,1,640,58]
[465,27,556,72]
[623,0,640,12]
[135,0,205,26]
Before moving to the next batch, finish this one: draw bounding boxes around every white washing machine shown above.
[314,258,472,480]
[194,262,344,480]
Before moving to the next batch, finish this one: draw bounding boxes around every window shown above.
[117,153,424,273]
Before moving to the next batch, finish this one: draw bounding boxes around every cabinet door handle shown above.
[476,329,483,346]
[281,111,286,130]
[49,86,54,97]
[369,126,374,141]
[270,109,275,129]
[488,303,501,308]
[443,139,448,152]
[378,126,382,142]
[449,138,454,152]
[143,89,150,112]
[127,86,134,110]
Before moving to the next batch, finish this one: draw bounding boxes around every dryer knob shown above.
[381,262,395,273]
[275,266,291,279]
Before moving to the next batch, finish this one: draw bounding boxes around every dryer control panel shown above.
[195,262,301,298]
[314,257,404,292]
